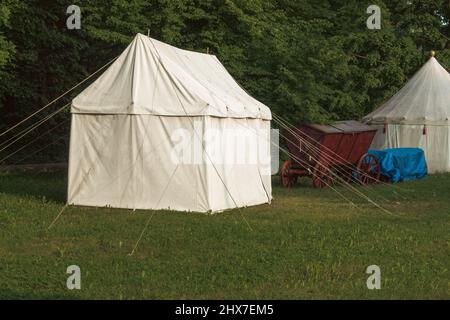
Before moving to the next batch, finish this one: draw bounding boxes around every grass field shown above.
[0,170,449,300]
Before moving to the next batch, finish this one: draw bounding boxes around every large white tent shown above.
[67,33,272,212]
[364,56,450,173]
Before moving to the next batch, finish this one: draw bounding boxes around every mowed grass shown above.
[0,171,449,300]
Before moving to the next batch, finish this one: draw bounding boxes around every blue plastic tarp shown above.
[368,148,428,183]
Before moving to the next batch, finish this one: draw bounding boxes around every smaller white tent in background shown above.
[67,34,272,213]
[364,54,450,173]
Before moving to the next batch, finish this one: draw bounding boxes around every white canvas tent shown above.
[364,56,450,173]
[67,33,272,212]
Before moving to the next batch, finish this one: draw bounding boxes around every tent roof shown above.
[306,120,376,134]
[72,34,271,120]
[364,57,450,125]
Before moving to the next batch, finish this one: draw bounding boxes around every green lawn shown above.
[0,171,449,300]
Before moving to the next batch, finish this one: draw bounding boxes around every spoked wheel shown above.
[280,160,298,188]
[357,153,381,185]
[312,163,333,188]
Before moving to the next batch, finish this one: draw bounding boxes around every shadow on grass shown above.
[0,171,67,204]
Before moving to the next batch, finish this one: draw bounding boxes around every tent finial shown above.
[431,50,436,58]
[147,29,150,37]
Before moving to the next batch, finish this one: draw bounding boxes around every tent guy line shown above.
[0,103,69,150]
[272,112,413,196]
[271,117,395,213]
[272,113,404,200]
[0,119,69,164]
[0,103,70,154]
[227,115,395,214]
[128,164,180,256]
[0,56,118,139]
[47,204,69,230]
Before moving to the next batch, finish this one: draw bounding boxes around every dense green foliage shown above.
[1,171,449,299]
[0,0,449,163]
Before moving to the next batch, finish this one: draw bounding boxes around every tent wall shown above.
[370,124,450,173]
[203,117,272,212]
[67,114,272,212]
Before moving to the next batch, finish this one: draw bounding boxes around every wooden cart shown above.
[280,120,381,188]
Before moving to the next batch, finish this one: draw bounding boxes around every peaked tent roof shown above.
[364,57,450,125]
[72,33,271,120]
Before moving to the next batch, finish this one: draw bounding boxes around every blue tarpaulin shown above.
[368,148,428,183]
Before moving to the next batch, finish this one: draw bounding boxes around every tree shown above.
[0,1,16,71]
[1,0,450,163]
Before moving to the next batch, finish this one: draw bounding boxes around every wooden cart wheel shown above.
[312,163,333,188]
[280,160,297,188]
[357,153,381,185]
